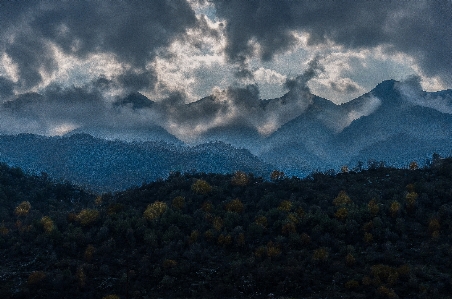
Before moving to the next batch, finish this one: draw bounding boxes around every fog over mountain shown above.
[0,78,451,190]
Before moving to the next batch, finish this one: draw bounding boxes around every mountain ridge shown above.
[1,79,452,190]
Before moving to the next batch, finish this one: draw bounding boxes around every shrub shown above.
[107,203,123,215]
[287,212,299,224]
[266,241,281,258]
[345,279,359,289]
[377,286,398,298]
[312,248,329,262]
[191,179,212,195]
[409,161,419,170]
[225,198,244,213]
[333,191,352,206]
[270,170,285,181]
[201,201,213,212]
[143,201,167,221]
[405,192,418,211]
[94,195,103,206]
[281,221,296,235]
[40,216,55,233]
[188,230,199,244]
[335,207,348,221]
[0,221,9,235]
[212,217,223,231]
[27,271,46,285]
[296,207,305,218]
[76,209,100,226]
[389,201,400,218]
[255,216,268,228]
[362,221,374,232]
[368,199,379,216]
[217,234,232,246]
[428,218,440,232]
[345,253,356,266]
[371,264,399,286]
[397,264,411,277]
[163,259,177,268]
[231,171,249,186]
[15,201,31,217]
[278,200,292,212]
[172,196,185,210]
[77,267,86,287]
[363,232,373,243]
[204,229,215,242]
[301,233,311,245]
[236,232,245,247]
[84,244,95,262]
[254,246,267,258]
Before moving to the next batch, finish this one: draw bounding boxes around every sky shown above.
[0,0,451,141]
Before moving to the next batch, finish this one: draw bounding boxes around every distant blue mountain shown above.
[260,80,452,173]
[1,80,451,190]
[0,133,273,192]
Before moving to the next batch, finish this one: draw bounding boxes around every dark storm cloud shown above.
[211,0,452,85]
[4,35,57,89]
[0,77,15,100]
[32,1,196,65]
[0,0,197,90]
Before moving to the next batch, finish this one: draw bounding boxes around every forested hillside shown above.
[0,159,452,298]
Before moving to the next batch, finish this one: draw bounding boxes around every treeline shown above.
[0,158,452,298]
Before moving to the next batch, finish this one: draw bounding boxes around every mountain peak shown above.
[370,79,404,106]
[113,92,154,110]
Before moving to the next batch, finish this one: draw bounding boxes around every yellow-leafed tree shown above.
[143,201,167,221]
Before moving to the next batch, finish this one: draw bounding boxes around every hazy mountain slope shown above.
[348,133,452,167]
[336,80,452,157]
[0,133,272,192]
[1,80,452,187]
[259,96,339,174]
[261,80,452,172]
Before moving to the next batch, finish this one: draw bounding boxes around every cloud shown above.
[329,79,360,94]
[4,34,57,90]
[0,76,15,100]
[284,57,323,102]
[158,58,322,139]
[396,75,452,114]
[0,82,164,137]
[210,0,452,87]
[0,0,198,91]
[253,68,286,85]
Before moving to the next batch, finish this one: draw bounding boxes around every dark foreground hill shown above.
[1,159,452,298]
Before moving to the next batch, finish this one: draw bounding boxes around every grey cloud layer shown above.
[1,0,451,139]
[2,0,450,92]
[1,0,197,90]
[212,0,452,85]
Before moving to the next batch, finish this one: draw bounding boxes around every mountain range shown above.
[0,79,451,191]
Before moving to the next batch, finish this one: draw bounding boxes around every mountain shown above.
[69,92,182,144]
[66,124,182,144]
[261,79,452,172]
[258,96,339,175]
[0,133,272,192]
[1,80,452,187]
[112,92,154,110]
[336,80,452,163]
